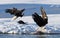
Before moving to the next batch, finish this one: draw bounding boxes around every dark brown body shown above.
[32,7,48,27]
[5,8,25,17]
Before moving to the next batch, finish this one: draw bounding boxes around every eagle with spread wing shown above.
[5,7,25,20]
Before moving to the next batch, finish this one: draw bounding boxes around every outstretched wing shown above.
[40,7,47,19]
[5,9,14,15]
[40,7,48,24]
[19,9,25,14]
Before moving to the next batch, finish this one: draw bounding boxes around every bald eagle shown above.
[5,7,25,20]
[32,7,48,27]
[32,7,48,33]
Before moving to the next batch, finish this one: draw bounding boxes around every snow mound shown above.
[0,14,60,34]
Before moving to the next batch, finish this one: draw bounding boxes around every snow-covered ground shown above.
[0,14,60,34]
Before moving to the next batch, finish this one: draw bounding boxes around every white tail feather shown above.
[37,27,50,33]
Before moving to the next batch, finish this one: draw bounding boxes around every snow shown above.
[0,14,60,34]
